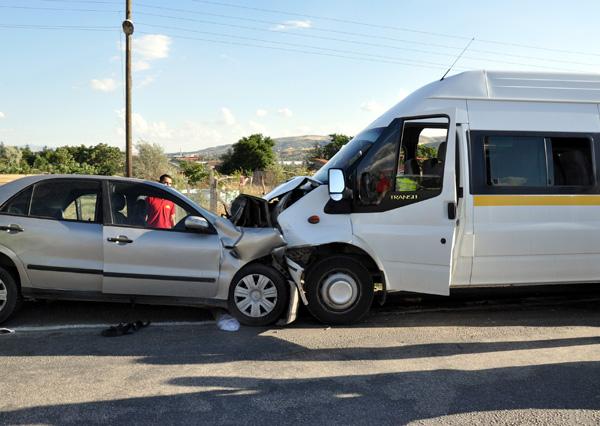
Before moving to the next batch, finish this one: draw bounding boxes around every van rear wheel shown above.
[305,256,373,325]
[0,267,21,324]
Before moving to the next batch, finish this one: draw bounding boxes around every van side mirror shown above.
[328,168,345,201]
[185,215,210,232]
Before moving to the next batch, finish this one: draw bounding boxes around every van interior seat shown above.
[558,150,591,186]
[404,159,421,176]
[431,142,447,177]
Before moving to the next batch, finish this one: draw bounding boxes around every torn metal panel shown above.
[233,227,286,261]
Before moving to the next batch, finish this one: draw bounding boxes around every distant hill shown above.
[169,135,332,161]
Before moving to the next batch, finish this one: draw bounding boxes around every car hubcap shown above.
[234,274,277,318]
[0,279,6,312]
[320,272,358,311]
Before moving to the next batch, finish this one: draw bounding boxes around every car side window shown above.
[0,186,33,216]
[109,182,196,231]
[29,180,102,222]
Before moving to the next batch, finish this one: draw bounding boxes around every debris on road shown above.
[213,309,240,332]
[101,321,151,337]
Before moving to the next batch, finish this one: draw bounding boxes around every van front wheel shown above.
[305,256,373,325]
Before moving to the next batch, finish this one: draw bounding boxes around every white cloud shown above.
[137,75,156,88]
[115,109,173,140]
[0,112,5,119]
[248,120,267,133]
[360,100,384,113]
[256,109,268,117]
[271,20,312,31]
[133,60,151,72]
[278,107,293,117]
[220,107,236,126]
[91,78,117,92]
[134,34,171,60]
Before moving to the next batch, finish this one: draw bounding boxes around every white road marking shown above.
[9,320,215,333]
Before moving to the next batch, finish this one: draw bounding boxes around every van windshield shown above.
[313,127,385,183]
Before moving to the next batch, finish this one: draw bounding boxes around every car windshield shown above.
[313,127,385,183]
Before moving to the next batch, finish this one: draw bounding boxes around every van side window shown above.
[470,131,596,194]
[356,128,399,205]
[485,136,547,187]
[550,137,593,186]
[396,124,448,193]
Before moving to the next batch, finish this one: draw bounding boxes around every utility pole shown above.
[122,0,134,177]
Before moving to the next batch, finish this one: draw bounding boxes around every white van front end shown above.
[233,70,600,324]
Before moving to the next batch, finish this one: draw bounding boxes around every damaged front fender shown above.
[232,227,286,261]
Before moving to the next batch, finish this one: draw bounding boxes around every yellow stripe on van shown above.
[474,195,600,206]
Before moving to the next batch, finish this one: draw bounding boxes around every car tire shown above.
[228,263,289,326]
[0,267,21,324]
[305,256,373,325]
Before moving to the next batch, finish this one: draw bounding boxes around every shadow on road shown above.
[2,361,600,424]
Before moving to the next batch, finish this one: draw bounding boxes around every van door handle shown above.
[447,202,456,220]
[0,224,24,233]
[107,235,133,244]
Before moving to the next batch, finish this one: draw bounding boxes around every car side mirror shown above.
[185,216,210,232]
[328,168,345,201]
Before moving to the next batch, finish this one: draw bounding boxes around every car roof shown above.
[0,174,172,205]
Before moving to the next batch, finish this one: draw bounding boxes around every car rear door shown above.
[101,180,221,299]
[0,178,104,293]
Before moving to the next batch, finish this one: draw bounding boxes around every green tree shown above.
[180,160,209,186]
[133,141,172,180]
[0,143,24,173]
[219,133,275,174]
[322,134,352,160]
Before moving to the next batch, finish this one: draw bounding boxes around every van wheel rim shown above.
[320,272,358,311]
[234,274,277,318]
[0,280,6,312]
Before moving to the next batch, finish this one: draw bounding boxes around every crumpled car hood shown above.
[211,215,285,261]
[263,176,321,201]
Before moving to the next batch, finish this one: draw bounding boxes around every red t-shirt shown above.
[376,175,391,193]
[145,197,175,229]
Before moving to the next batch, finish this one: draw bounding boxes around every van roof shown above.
[428,70,600,103]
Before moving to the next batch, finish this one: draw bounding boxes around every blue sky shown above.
[1,0,600,152]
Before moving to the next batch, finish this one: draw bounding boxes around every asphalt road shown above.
[2,289,600,425]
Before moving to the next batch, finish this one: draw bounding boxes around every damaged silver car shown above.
[0,175,293,326]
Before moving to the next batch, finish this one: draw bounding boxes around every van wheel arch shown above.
[308,243,384,284]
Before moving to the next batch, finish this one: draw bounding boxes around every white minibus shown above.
[232,70,600,324]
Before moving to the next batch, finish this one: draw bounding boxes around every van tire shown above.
[305,256,373,325]
[0,267,21,324]
[228,263,289,327]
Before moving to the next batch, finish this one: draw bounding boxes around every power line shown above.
[0,4,120,13]
[138,23,455,69]
[134,4,600,68]
[3,1,597,68]
[32,0,121,4]
[140,18,574,71]
[191,0,468,41]
[136,30,454,71]
[0,23,114,31]
[190,0,600,58]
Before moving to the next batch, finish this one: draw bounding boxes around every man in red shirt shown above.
[146,174,176,229]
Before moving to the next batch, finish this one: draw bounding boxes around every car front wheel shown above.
[305,256,374,325]
[228,263,289,326]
